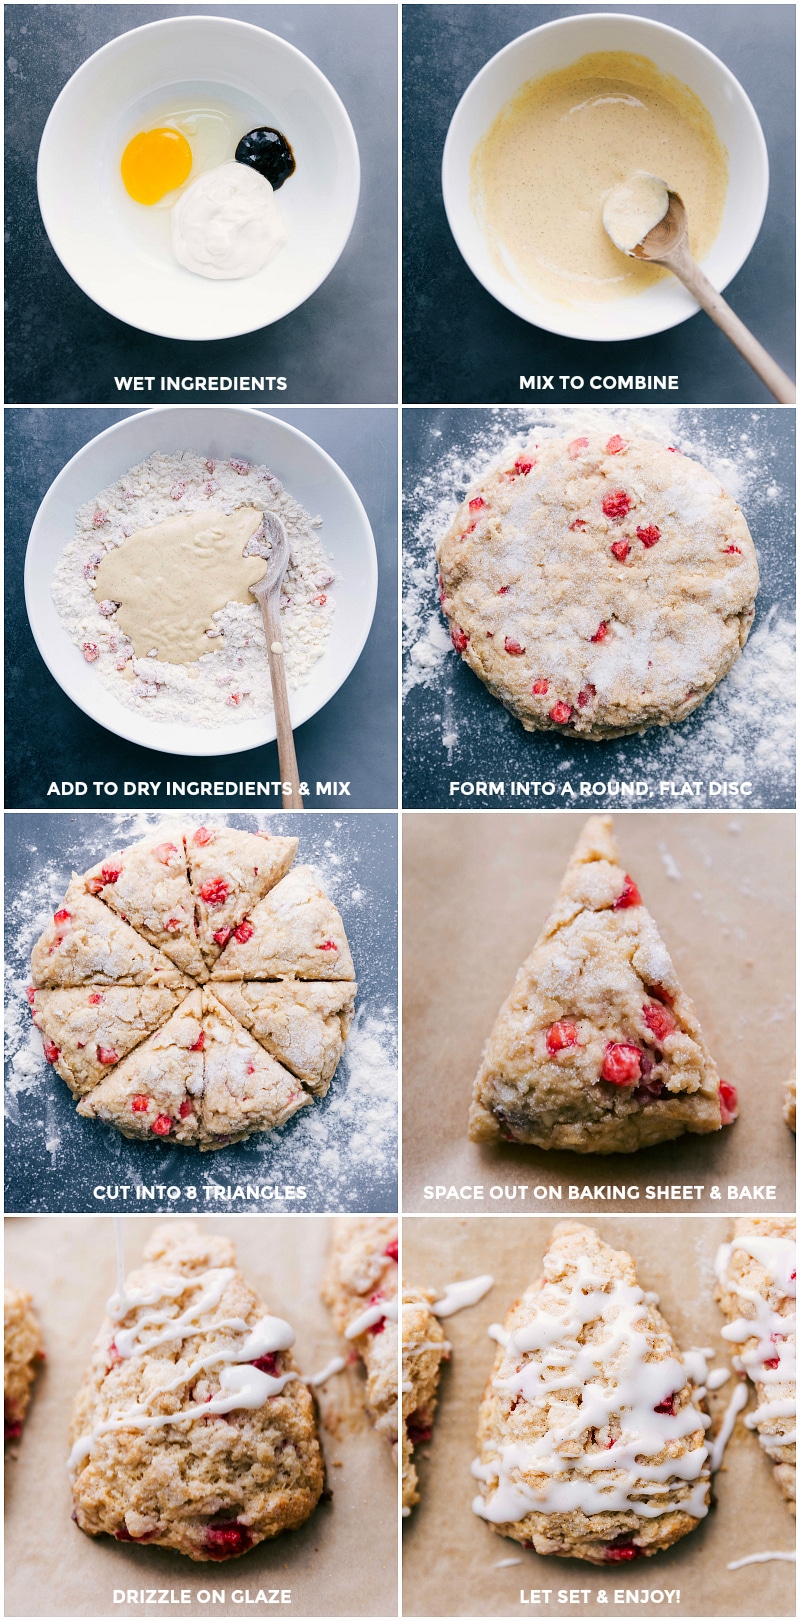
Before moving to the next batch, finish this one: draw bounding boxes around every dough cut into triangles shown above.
[186,826,298,968]
[77,990,205,1144]
[469,815,723,1153]
[211,865,355,981]
[201,991,311,1143]
[28,985,186,1098]
[211,980,356,1095]
[83,834,207,980]
[473,1223,711,1561]
[30,877,192,991]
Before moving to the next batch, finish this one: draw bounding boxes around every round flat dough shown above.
[437,431,759,738]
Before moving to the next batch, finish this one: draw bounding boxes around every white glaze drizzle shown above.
[707,1380,749,1471]
[305,1356,347,1388]
[432,1275,495,1317]
[727,1551,796,1569]
[472,1250,710,1526]
[344,1297,399,1339]
[715,1234,796,1461]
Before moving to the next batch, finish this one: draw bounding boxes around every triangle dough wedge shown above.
[77,990,205,1144]
[198,991,312,1149]
[31,876,193,991]
[83,834,207,980]
[474,1224,711,1561]
[469,815,723,1153]
[210,865,355,981]
[211,980,356,1096]
[186,826,298,969]
[28,985,188,1099]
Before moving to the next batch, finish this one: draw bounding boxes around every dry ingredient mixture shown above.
[52,451,335,727]
[471,51,728,305]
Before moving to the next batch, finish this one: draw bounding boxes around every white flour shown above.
[403,408,795,801]
[53,451,335,727]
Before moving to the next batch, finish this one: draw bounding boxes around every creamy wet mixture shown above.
[471,50,728,305]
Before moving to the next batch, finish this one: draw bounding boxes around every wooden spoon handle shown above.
[258,591,303,809]
[664,246,796,403]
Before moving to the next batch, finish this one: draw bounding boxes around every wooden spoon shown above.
[250,512,303,809]
[610,185,795,403]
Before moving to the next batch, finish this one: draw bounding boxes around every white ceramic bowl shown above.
[25,407,378,756]
[38,16,360,340]
[442,12,769,341]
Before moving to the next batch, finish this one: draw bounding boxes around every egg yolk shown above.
[121,128,193,205]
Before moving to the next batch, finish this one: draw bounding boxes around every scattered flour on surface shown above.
[53,451,335,728]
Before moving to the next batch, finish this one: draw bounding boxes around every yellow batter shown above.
[93,507,266,663]
[471,50,728,305]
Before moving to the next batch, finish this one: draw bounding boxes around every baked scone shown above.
[469,814,729,1153]
[472,1224,711,1562]
[321,1218,398,1449]
[69,1223,324,1559]
[402,1286,447,1514]
[715,1217,796,1514]
[784,1071,796,1133]
[28,824,356,1150]
[437,430,759,738]
[5,1285,43,1443]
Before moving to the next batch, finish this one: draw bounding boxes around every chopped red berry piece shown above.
[497,585,510,595]
[179,1099,193,1119]
[233,919,254,943]
[513,458,534,476]
[504,637,525,655]
[532,679,549,695]
[637,524,661,547]
[153,841,178,864]
[151,1115,172,1136]
[633,1076,665,1103]
[252,1352,281,1376]
[246,1062,256,1076]
[204,1522,253,1558]
[317,939,338,952]
[213,927,232,947]
[200,878,229,907]
[25,987,36,1005]
[606,435,628,455]
[654,1393,678,1415]
[764,1355,780,1369]
[643,1003,676,1042]
[384,1238,399,1262]
[613,874,642,910]
[591,622,608,643]
[567,437,589,459]
[546,1021,579,1055]
[610,539,630,562]
[602,1043,642,1086]
[406,1410,433,1444]
[450,624,469,653]
[649,983,674,1007]
[460,523,476,538]
[719,1080,739,1125]
[53,909,71,925]
[131,1095,150,1112]
[368,1316,386,1335]
[577,684,596,708]
[722,545,741,554]
[164,917,181,933]
[42,1039,60,1064]
[604,1542,641,1562]
[193,826,215,845]
[602,490,632,521]
[550,701,572,725]
[190,1031,205,1052]
[96,1045,119,1065]
[82,642,100,662]
[569,518,587,531]
[228,458,250,476]
[101,863,122,884]
[469,496,486,511]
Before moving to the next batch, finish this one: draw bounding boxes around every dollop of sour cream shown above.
[602,171,670,255]
[171,161,288,280]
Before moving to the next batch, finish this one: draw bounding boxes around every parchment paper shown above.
[4,1215,397,1617]
[402,812,795,1212]
[402,1215,796,1617]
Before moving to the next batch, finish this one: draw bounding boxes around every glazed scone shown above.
[5,1285,43,1443]
[69,1223,324,1560]
[402,1286,447,1513]
[211,866,355,981]
[28,985,186,1098]
[185,825,298,968]
[212,981,357,1095]
[470,815,728,1153]
[321,1218,399,1448]
[437,430,758,738]
[715,1217,796,1514]
[472,1224,711,1562]
[784,1071,796,1133]
[83,834,207,981]
[30,875,191,990]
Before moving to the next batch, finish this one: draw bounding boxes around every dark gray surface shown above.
[402,407,796,809]
[403,4,796,405]
[5,5,398,404]
[5,811,398,1213]
[5,406,398,809]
